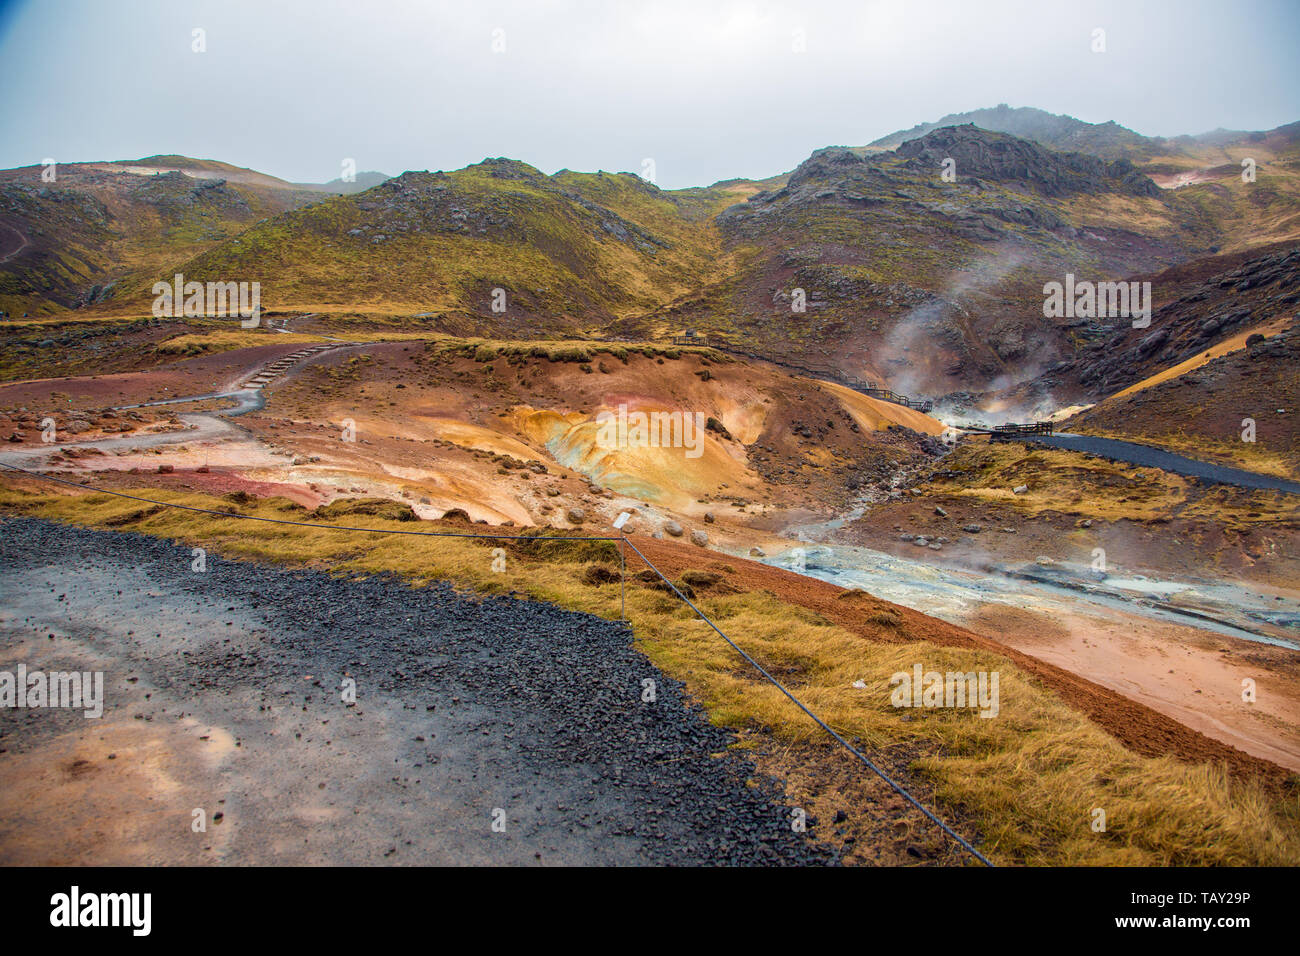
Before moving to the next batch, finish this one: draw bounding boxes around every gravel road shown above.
[1012,432,1300,495]
[0,517,831,866]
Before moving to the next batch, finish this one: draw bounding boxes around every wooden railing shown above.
[990,422,1054,437]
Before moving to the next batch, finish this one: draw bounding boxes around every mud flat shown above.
[755,541,1300,772]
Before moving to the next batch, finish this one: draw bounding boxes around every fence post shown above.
[619,536,626,622]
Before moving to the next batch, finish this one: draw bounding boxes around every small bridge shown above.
[965,422,1056,438]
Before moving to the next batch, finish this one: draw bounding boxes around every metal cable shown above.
[2,459,993,865]
[622,536,995,866]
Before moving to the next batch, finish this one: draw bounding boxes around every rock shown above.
[1078,519,1093,528]
[749,547,766,558]
[911,536,929,547]
[703,512,715,524]
[1036,556,1054,566]
[4,432,23,442]
[689,530,708,548]
[663,520,684,537]
[157,464,174,474]
[566,506,586,524]
[962,524,982,533]
[934,506,948,517]
[928,543,943,550]
[1000,527,1017,534]
[1012,485,1029,494]
[896,124,1161,200]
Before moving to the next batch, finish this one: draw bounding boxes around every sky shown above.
[1,0,1297,189]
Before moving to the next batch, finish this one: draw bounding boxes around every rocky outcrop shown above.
[895,126,1162,199]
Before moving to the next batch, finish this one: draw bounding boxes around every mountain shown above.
[109,158,737,333]
[0,157,323,316]
[868,104,1166,159]
[621,125,1188,398]
[3,111,1297,407]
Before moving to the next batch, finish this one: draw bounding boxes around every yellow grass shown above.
[1,482,1296,865]
[928,440,1297,527]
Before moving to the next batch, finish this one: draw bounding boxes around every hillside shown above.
[3,110,1296,407]
[0,158,323,316]
[627,126,1194,399]
[94,159,740,331]
[1064,244,1298,397]
[868,104,1165,159]
[1067,316,1300,480]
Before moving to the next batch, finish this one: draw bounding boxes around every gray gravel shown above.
[0,516,833,866]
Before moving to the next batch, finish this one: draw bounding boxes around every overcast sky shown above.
[1,0,1297,189]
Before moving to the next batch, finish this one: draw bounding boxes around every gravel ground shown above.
[1017,433,1300,494]
[0,516,833,866]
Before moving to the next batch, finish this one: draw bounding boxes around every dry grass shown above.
[927,440,1298,528]
[154,329,327,355]
[1,482,1297,865]
[424,334,725,366]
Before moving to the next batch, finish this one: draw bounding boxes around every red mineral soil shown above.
[3,336,1297,784]
[0,342,327,410]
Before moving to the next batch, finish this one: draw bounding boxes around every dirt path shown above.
[0,222,29,264]
[1014,432,1300,495]
[0,343,350,469]
[0,517,832,866]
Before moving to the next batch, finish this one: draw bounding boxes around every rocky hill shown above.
[0,159,323,316]
[3,110,1296,408]
[868,104,1165,159]
[110,159,736,333]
